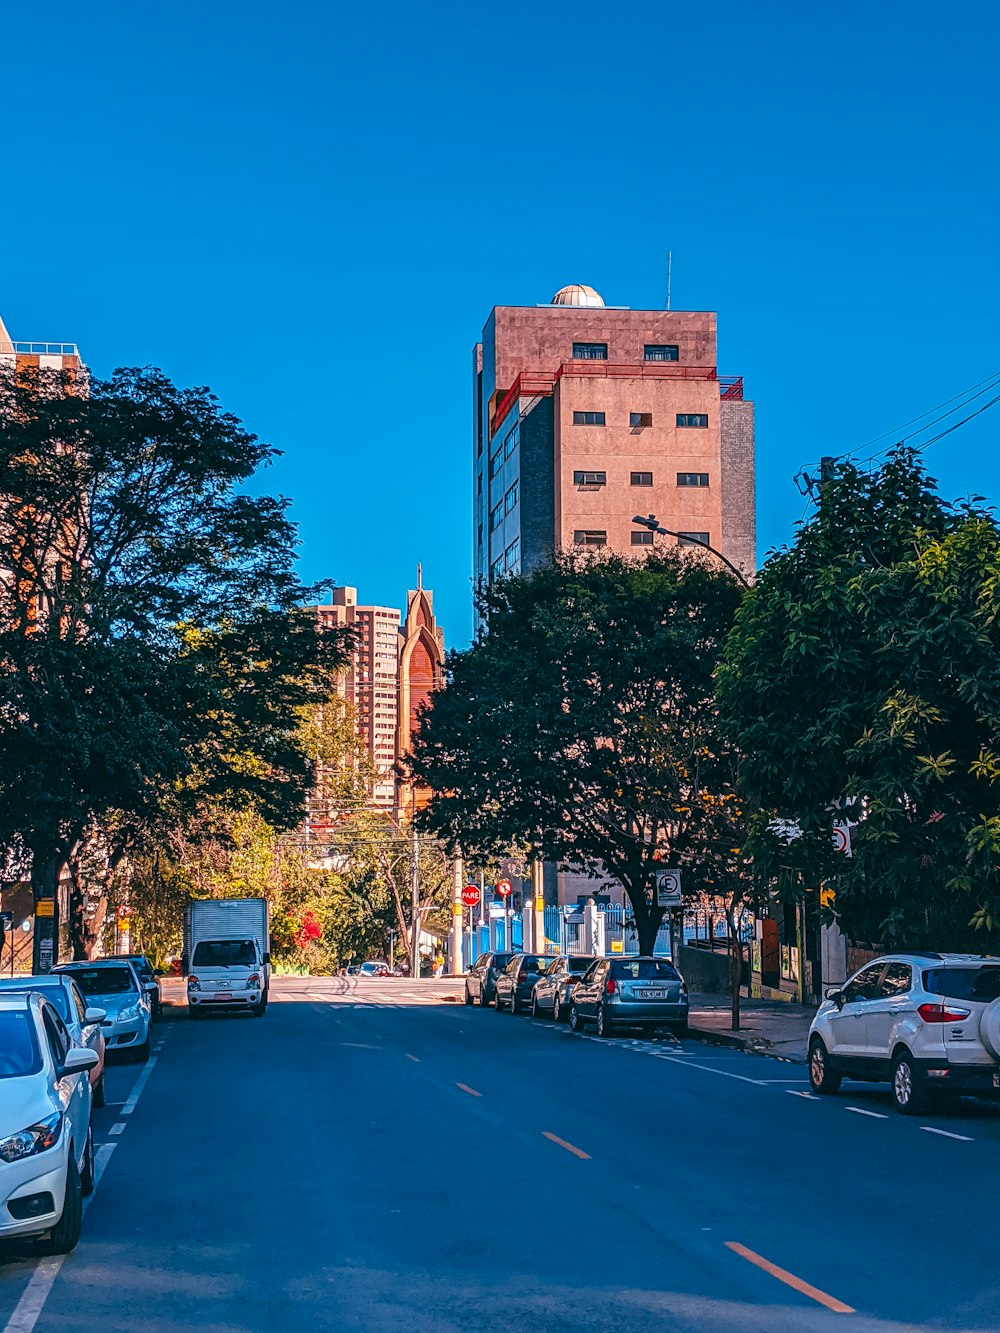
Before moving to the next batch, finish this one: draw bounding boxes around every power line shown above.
[842,369,1000,465]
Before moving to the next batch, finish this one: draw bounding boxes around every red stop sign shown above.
[461,884,481,908]
[496,879,513,898]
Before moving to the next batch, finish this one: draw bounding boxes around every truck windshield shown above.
[193,940,257,968]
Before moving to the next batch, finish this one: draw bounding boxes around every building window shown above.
[631,530,653,546]
[645,344,679,362]
[572,411,606,426]
[676,413,709,428]
[504,537,520,570]
[574,530,607,546]
[489,444,504,478]
[477,474,482,495]
[477,523,483,547]
[678,531,710,547]
[677,472,710,487]
[572,470,607,487]
[630,471,653,486]
[490,501,504,531]
[572,342,608,360]
[490,555,505,580]
[504,480,519,513]
[630,412,653,428]
[504,424,519,460]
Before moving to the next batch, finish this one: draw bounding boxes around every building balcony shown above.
[3,341,81,358]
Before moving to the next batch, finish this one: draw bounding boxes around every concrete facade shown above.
[473,289,755,597]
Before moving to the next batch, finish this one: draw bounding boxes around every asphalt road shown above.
[2,977,1000,1332]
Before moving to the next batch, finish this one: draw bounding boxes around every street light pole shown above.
[631,514,750,588]
[410,829,420,979]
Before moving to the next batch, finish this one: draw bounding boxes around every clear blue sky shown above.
[2,2,998,646]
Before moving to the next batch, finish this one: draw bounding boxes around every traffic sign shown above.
[496,879,513,899]
[461,884,481,908]
[832,824,852,856]
[655,869,682,908]
[35,900,55,918]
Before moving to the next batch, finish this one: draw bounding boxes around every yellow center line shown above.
[456,1082,482,1097]
[405,1053,420,1062]
[725,1241,855,1314]
[542,1131,591,1160]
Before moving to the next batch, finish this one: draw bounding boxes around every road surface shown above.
[1,976,999,1331]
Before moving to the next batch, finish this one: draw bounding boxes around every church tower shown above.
[396,564,445,819]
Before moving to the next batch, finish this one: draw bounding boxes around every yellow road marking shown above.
[542,1131,591,1160]
[456,1082,482,1097]
[725,1242,854,1314]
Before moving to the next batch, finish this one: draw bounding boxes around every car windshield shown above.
[193,940,256,968]
[923,967,1000,1002]
[0,985,69,1021]
[612,960,680,981]
[0,1011,42,1078]
[66,967,136,996]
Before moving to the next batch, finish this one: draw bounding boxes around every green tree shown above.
[719,447,1000,950]
[408,549,745,954]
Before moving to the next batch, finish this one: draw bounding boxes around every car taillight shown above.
[518,970,528,983]
[918,1003,972,1023]
[606,977,617,995]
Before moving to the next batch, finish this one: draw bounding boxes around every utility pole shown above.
[410,828,420,979]
[450,852,464,975]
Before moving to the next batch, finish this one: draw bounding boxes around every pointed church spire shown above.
[417,562,423,591]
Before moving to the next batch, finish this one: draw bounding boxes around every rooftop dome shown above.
[550,284,605,307]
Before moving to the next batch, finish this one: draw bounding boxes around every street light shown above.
[631,515,750,588]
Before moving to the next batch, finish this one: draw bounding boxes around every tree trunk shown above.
[726,901,742,1032]
[631,892,665,956]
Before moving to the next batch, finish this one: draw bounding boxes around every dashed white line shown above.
[108,1122,126,1136]
[921,1126,973,1142]
[120,1056,157,1115]
[845,1106,888,1119]
[660,1055,769,1086]
[786,1090,818,1100]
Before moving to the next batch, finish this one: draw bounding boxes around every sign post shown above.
[655,870,682,961]
[496,878,512,951]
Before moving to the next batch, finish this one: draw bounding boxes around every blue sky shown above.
[2,2,997,646]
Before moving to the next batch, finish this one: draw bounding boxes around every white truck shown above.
[183,898,270,1019]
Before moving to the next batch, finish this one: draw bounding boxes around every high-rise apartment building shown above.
[472,284,755,590]
[0,311,82,377]
[311,574,444,815]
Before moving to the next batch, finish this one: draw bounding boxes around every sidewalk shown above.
[687,991,816,1064]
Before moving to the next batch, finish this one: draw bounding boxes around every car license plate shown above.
[639,989,666,1000]
[993,1071,1000,1089]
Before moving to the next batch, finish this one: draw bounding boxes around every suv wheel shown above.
[892,1050,928,1115]
[809,1038,842,1095]
[464,985,474,1006]
[569,1003,582,1032]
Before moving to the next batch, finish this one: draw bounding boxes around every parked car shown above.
[530,955,598,1021]
[808,952,1000,1113]
[359,961,390,977]
[495,954,555,1015]
[463,952,516,1007]
[0,992,99,1254]
[123,954,162,1021]
[0,975,107,1108]
[54,959,152,1063]
[569,957,689,1037]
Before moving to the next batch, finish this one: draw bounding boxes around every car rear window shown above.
[612,960,680,981]
[0,1011,41,1077]
[568,957,595,973]
[0,986,70,1021]
[923,967,1000,1002]
[518,956,550,970]
[491,955,513,969]
[65,967,136,995]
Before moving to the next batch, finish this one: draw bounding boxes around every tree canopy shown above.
[409,548,745,952]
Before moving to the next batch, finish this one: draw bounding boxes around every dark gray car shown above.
[570,957,688,1038]
[494,954,556,1015]
[530,955,598,1021]
[464,952,516,1007]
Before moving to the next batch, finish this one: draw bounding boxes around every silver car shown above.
[569,957,689,1037]
[531,955,598,1021]
[53,960,152,1063]
[0,975,107,1107]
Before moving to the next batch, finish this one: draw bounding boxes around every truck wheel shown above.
[251,998,267,1018]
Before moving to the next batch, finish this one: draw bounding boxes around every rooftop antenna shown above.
[666,250,673,311]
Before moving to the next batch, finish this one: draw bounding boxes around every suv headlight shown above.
[0,1113,61,1163]
[246,974,260,990]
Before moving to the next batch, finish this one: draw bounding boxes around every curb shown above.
[688,1022,807,1066]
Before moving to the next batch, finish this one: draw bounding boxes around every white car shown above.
[0,975,107,1107]
[54,959,152,1062]
[0,993,98,1253]
[808,952,1000,1113]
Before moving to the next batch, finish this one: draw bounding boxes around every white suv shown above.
[808,952,1000,1114]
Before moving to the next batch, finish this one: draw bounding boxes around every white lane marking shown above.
[845,1106,888,1119]
[3,1144,117,1333]
[108,1123,126,1136]
[921,1126,974,1142]
[660,1055,769,1086]
[786,1090,818,1100]
[120,1056,157,1116]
